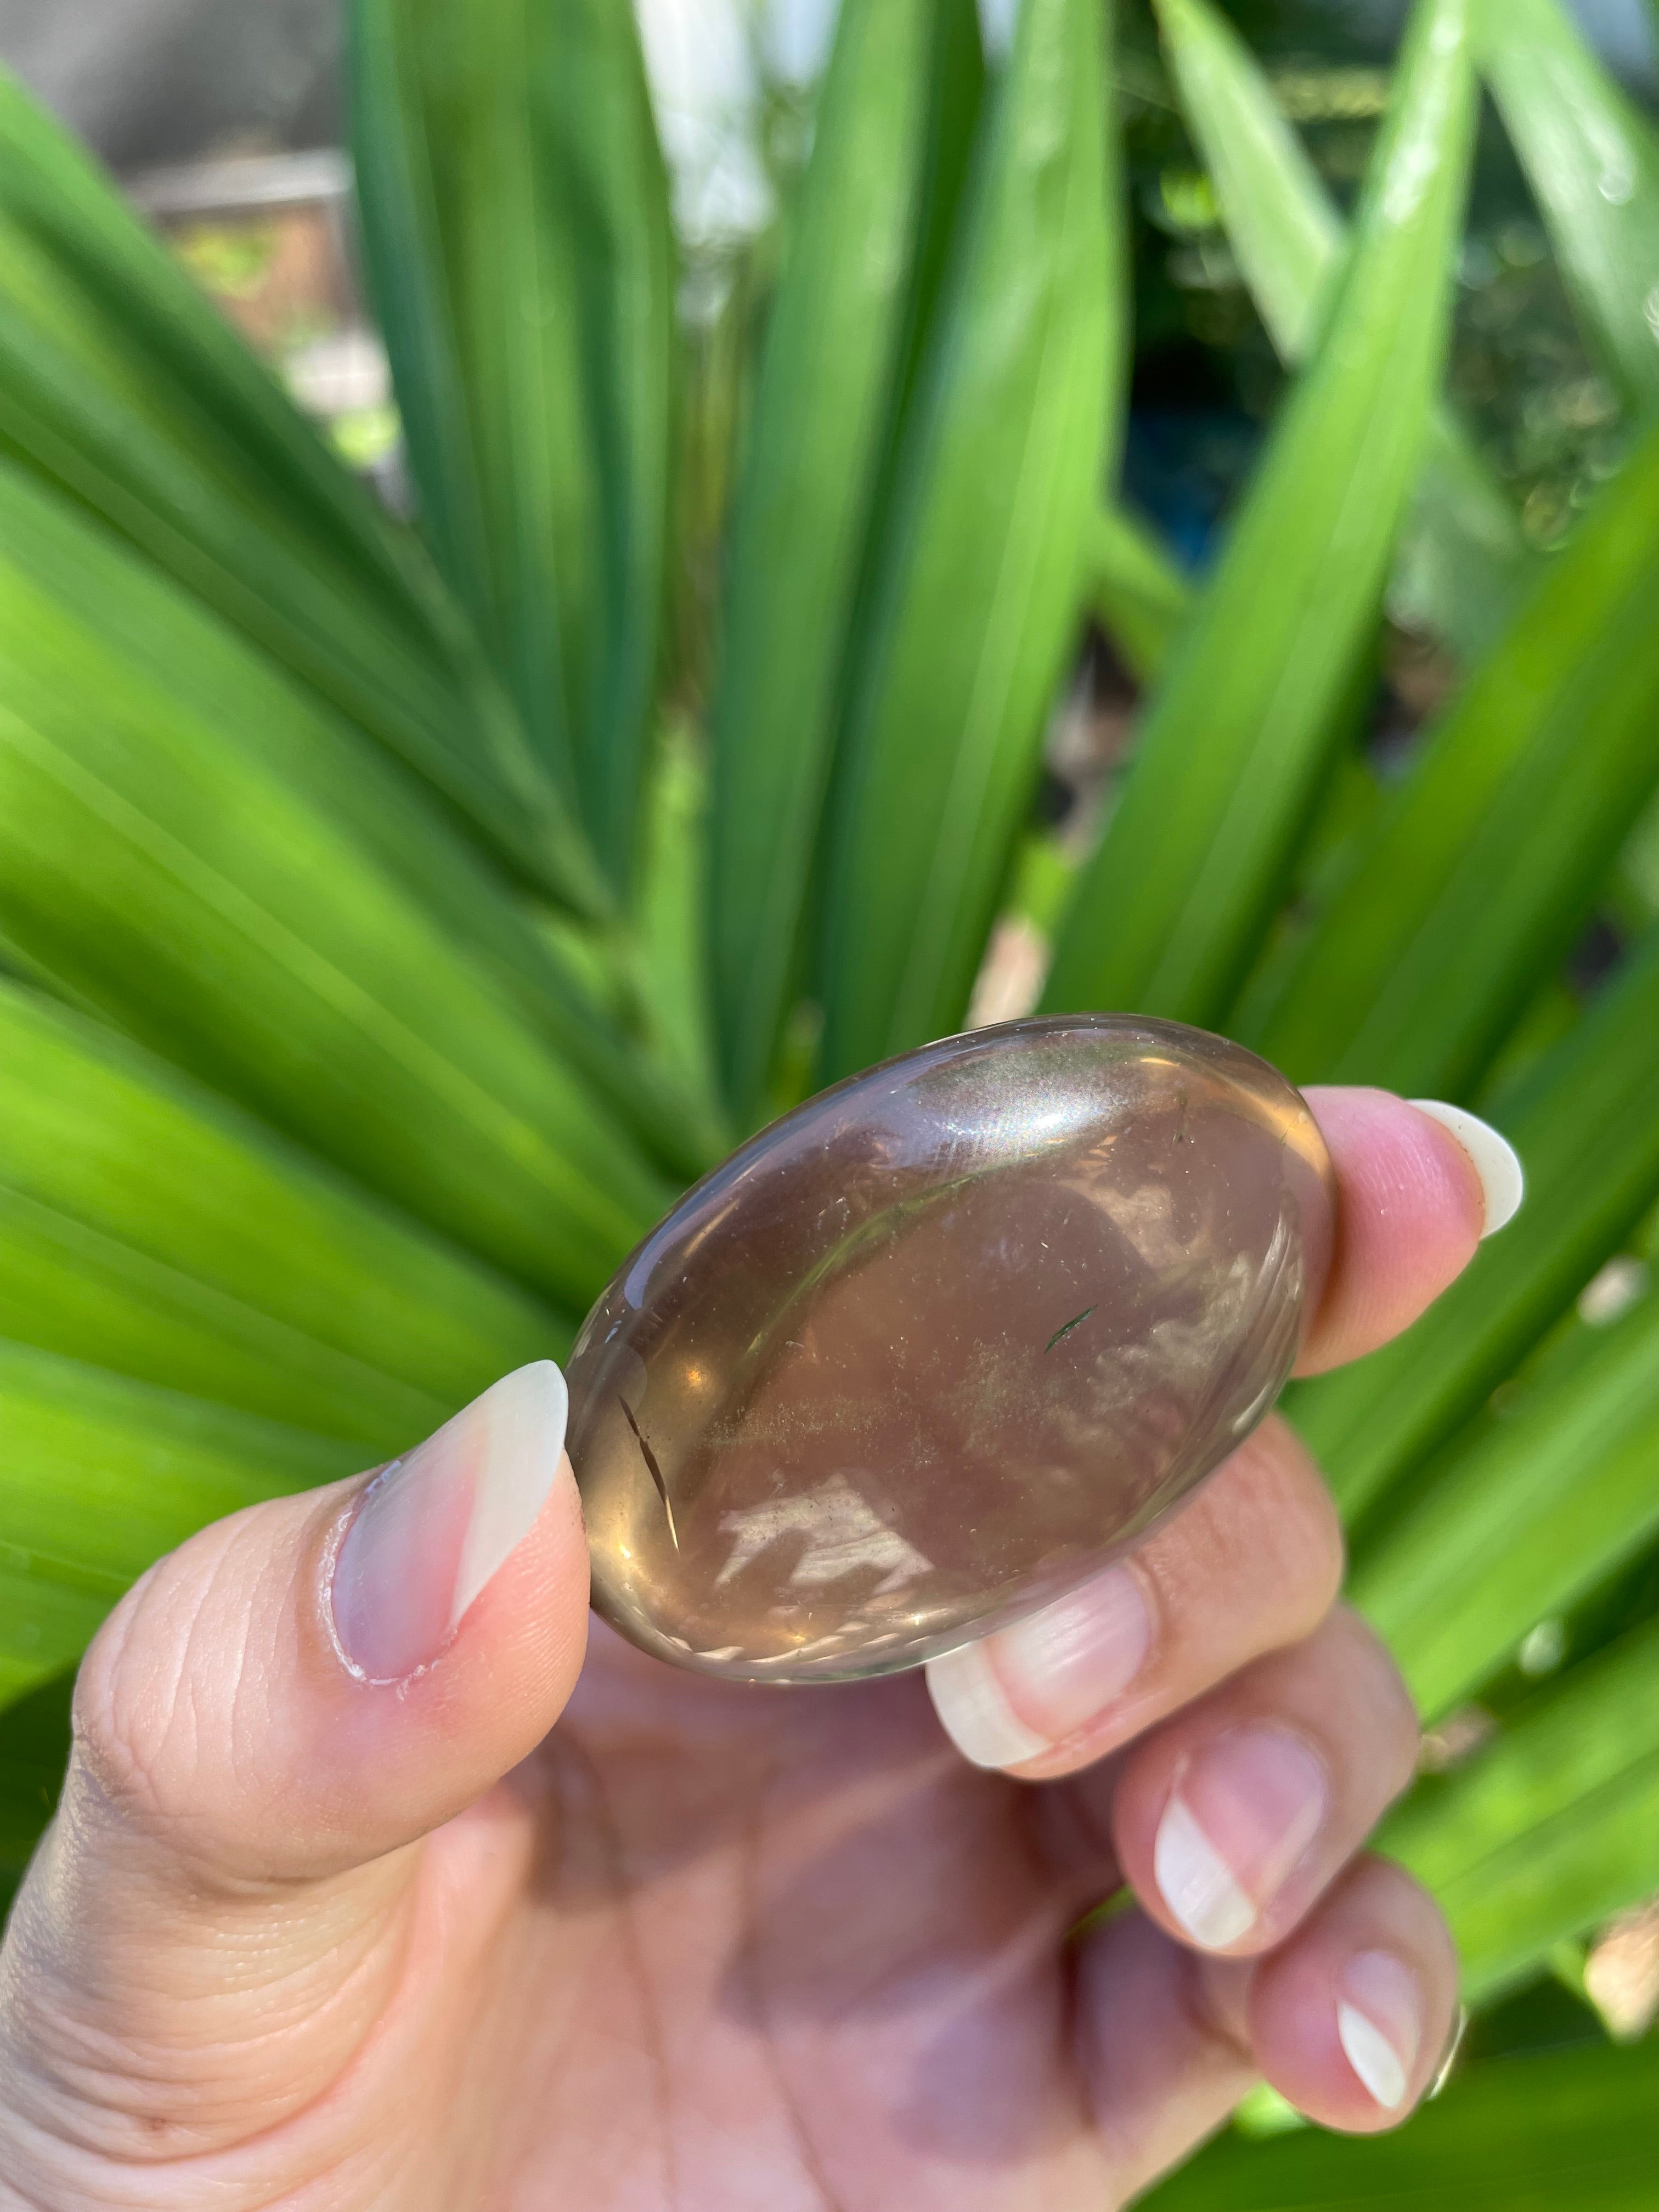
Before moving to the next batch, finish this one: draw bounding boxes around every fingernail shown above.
[1152,1727,1328,1949]
[330,1361,568,1681]
[925,1566,1152,1769]
[1408,1101,1525,1237]
[1338,1950,1422,2111]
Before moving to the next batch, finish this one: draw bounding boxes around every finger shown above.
[1074,1858,1458,2202]
[1073,1906,1259,2199]
[0,1362,586,2163]
[1246,1854,1459,2131]
[1110,1607,1419,1958]
[925,1414,1342,1777]
[924,1085,1515,1775]
[1297,1087,1522,1374]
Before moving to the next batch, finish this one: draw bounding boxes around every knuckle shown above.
[1323,1608,1422,1790]
[1351,1853,1460,1982]
[72,1592,193,1842]
[1164,1419,1347,1637]
[69,1537,246,1853]
[1286,1466,1347,1626]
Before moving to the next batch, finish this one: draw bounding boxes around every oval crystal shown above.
[566,1015,1334,1683]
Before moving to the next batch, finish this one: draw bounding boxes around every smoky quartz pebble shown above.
[566,1015,1334,1684]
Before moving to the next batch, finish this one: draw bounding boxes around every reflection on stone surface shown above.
[566,1015,1334,1684]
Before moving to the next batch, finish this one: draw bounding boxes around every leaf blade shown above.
[1152,0,1532,665]
[1286,926,1659,1520]
[0,979,570,1454]
[0,1345,362,1707]
[348,0,675,887]
[1083,503,1192,683]
[1243,417,1659,1097]
[0,464,674,1314]
[1045,0,1476,1029]
[0,70,602,912]
[707,0,964,1122]
[1381,1616,1659,2005]
[816,0,1119,1079]
[1353,1288,1659,1722]
[1479,0,1659,410]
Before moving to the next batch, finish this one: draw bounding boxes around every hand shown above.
[0,1088,1510,2211]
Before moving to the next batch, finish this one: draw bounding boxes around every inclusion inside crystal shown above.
[566,1015,1334,1684]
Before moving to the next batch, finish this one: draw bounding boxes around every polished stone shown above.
[566,1015,1334,1684]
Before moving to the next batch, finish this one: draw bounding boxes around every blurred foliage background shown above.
[3,0,1659,2200]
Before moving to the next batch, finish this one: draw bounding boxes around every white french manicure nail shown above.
[1409,1101,1525,1237]
[926,1638,1051,1770]
[449,1363,568,1626]
[1339,1950,1421,2111]
[1152,1790,1256,1948]
[925,1567,1153,1770]
[331,1361,568,1681]
[1338,2002,1409,2109]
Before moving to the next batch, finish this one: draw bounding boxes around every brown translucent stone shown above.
[567,1015,1334,1684]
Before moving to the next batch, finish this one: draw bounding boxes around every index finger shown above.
[1296,1086,1522,1376]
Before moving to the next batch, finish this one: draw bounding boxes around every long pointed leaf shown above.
[630,728,725,1132]
[348,0,674,887]
[1043,0,1475,1029]
[0,980,568,1452]
[1353,1285,1659,1722]
[0,465,673,1314]
[1,453,709,1178]
[888,0,988,432]
[707,0,965,1124]
[1381,1616,1659,2004]
[1288,926,1659,1518]
[0,1344,361,1706]
[816,0,1118,1079]
[0,71,603,915]
[1479,0,1659,411]
[1084,503,1192,681]
[1152,0,1532,663]
[1243,414,1659,1097]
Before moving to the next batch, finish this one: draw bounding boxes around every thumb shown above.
[0,1361,586,2167]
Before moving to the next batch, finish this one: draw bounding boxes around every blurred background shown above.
[6,0,1655,548]
[5,0,1657,891]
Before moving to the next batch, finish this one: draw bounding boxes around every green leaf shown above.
[1142,2035,1659,2210]
[0,979,568,1453]
[1288,926,1659,1520]
[815,0,1119,1079]
[1353,1285,1659,1722]
[0,70,602,916]
[1391,411,1543,668]
[0,1668,71,1921]
[629,723,726,1133]
[0,1343,362,1707]
[0,462,674,1315]
[348,0,675,888]
[1381,1615,1659,2004]
[1478,0,1659,411]
[1150,0,1342,357]
[1150,0,1532,665]
[707,0,979,1124]
[1,449,707,1176]
[888,0,988,427]
[1242,413,1659,1097]
[1043,0,1475,1030]
[1083,503,1192,681]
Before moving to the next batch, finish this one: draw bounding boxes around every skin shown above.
[0,1086,1480,2210]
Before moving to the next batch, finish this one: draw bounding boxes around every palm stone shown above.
[566,1015,1334,1683]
